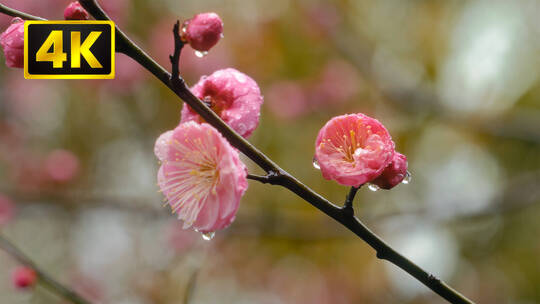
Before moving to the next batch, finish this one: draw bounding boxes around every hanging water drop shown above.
[367,183,380,192]
[195,50,208,58]
[402,171,412,184]
[312,157,320,170]
[202,231,215,241]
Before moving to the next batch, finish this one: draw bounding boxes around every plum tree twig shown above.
[0,2,475,303]
[0,234,90,304]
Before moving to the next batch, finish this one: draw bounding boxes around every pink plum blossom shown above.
[11,267,37,289]
[181,68,263,138]
[0,194,15,226]
[99,0,130,26]
[156,122,248,233]
[71,274,103,303]
[8,151,47,191]
[303,2,340,38]
[315,113,395,187]
[0,18,24,68]
[310,59,361,108]
[266,81,309,120]
[109,53,146,91]
[371,152,408,189]
[154,130,173,162]
[182,12,224,52]
[64,2,89,20]
[44,150,80,183]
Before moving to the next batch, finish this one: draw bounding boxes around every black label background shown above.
[27,24,112,75]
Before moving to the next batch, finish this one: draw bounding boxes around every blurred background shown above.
[0,0,539,303]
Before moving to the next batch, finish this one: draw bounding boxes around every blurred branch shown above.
[0,235,91,304]
[4,167,540,241]
[329,9,540,144]
[368,170,540,224]
[0,4,45,21]
[183,270,198,304]
[0,2,473,303]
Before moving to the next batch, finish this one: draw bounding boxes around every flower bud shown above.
[183,12,223,52]
[181,68,263,138]
[12,267,37,289]
[371,152,408,189]
[64,2,90,20]
[0,18,25,68]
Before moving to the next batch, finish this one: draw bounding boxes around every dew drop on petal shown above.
[368,183,380,192]
[312,157,320,170]
[402,171,412,184]
[202,231,215,241]
[195,50,208,58]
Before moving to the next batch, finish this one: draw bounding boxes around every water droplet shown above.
[402,171,412,184]
[312,157,320,170]
[202,231,215,241]
[195,50,208,58]
[367,183,380,192]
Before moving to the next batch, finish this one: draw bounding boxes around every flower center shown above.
[203,95,225,117]
[164,137,221,210]
[190,161,220,193]
[323,129,367,163]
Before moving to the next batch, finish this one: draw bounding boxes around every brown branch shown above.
[343,186,360,216]
[0,2,475,303]
[170,20,184,84]
[0,235,90,304]
[0,4,45,21]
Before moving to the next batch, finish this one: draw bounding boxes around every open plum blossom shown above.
[44,150,80,183]
[0,18,24,68]
[64,2,89,20]
[155,122,248,233]
[181,68,263,138]
[315,113,395,187]
[371,152,408,189]
[182,12,223,52]
[11,267,37,289]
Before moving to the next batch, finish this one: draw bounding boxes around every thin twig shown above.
[343,186,360,215]
[0,2,474,303]
[0,4,45,21]
[0,235,91,304]
[246,172,281,185]
[247,174,271,183]
[170,20,185,84]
